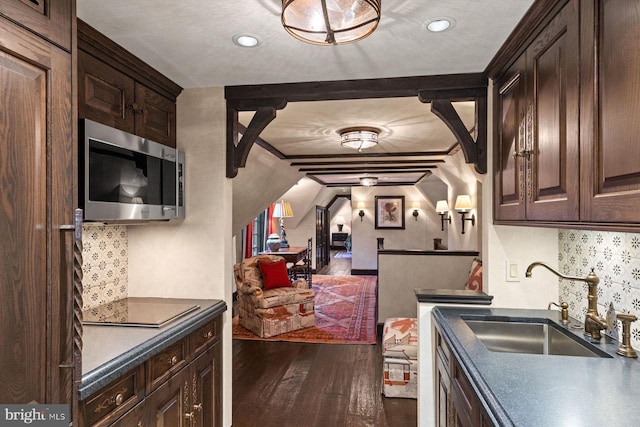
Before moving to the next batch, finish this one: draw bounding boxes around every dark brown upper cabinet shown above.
[77,19,181,148]
[579,1,640,224]
[0,0,72,50]
[494,0,579,222]
[491,0,640,229]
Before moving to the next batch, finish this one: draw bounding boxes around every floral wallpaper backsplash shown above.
[558,229,640,349]
[81,224,128,310]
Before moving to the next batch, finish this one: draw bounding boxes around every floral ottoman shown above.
[382,317,418,399]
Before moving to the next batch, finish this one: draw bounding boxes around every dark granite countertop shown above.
[432,306,640,427]
[80,298,226,400]
[415,288,493,304]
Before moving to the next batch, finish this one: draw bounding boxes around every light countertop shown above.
[80,298,226,400]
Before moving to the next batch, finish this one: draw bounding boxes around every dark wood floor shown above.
[232,250,418,427]
[232,340,417,427]
[316,249,352,275]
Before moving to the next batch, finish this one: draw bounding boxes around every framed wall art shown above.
[375,196,405,229]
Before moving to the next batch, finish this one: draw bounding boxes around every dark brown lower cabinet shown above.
[146,368,187,426]
[434,324,493,427]
[80,318,222,427]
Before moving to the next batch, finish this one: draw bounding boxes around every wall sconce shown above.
[435,200,451,231]
[412,202,420,221]
[357,202,365,221]
[455,195,475,234]
[335,215,346,231]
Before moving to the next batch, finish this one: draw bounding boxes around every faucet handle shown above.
[548,301,569,323]
[615,313,638,358]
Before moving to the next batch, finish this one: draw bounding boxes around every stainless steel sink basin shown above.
[463,317,611,358]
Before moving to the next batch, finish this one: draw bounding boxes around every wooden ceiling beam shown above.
[226,73,486,102]
[284,148,454,159]
[226,74,488,177]
[299,165,436,172]
[290,159,445,166]
[308,169,431,176]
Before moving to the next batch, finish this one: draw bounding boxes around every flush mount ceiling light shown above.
[232,34,260,47]
[281,0,381,46]
[340,126,380,152]
[360,177,378,187]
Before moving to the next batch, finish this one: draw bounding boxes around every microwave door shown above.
[81,119,182,222]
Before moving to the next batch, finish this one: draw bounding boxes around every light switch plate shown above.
[506,260,519,282]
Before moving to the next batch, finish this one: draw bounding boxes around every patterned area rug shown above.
[232,275,377,344]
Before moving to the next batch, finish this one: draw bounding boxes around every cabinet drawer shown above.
[146,338,188,392]
[190,318,220,356]
[80,365,145,427]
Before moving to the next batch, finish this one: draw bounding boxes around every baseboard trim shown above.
[377,322,384,339]
[351,269,378,276]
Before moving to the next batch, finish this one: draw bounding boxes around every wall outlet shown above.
[506,260,519,282]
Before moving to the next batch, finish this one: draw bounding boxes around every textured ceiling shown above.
[76,0,534,88]
[77,0,534,187]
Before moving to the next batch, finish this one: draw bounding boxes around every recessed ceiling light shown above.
[233,34,259,47]
[426,18,454,33]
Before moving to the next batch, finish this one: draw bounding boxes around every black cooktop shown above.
[82,297,200,328]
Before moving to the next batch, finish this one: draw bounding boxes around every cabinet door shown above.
[110,403,147,427]
[450,361,477,427]
[525,0,580,221]
[78,50,136,134]
[191,344,222,427]
[146,369,189,427]
[435,353,451,427]
[0,0,72,50]
[135,83,177,148]
[494,54,527,221]
[581,1,640,223]
[0,17,73,405]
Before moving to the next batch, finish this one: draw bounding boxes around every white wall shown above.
[127,87,233,427]
[431,152,481,251]
[482,81,559,309]
[350,185,439,270]
[329,198,352,235]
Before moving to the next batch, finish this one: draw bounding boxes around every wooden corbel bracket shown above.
[226,98,287,178]
[418,89,487,174]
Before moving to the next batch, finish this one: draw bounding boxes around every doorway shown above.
[315,205,329,270]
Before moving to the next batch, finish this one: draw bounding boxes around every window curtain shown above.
[267,204,277,235]
[244,221,253,259]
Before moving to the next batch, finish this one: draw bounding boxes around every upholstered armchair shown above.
[234,254,315,338]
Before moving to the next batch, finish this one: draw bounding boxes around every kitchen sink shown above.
[463,317,612,358]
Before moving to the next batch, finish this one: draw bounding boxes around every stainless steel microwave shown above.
[79,119,185,222]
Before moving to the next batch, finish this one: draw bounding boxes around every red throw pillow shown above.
[466,259,483,291]
[259,260,291,290]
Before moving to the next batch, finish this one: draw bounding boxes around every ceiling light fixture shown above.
[281,0,381,46]
[232,34,259,47]
[426,18,453,33]
[360,177,378,187]
[340,127,379,152]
